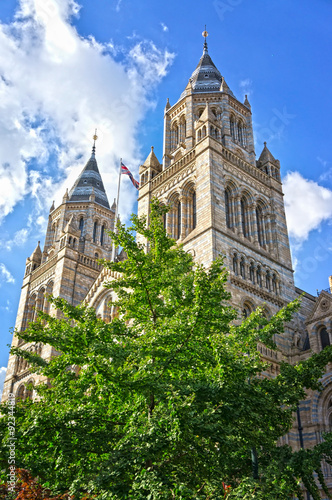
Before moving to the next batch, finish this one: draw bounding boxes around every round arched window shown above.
[243,302,253,319]
[319,327,330,350]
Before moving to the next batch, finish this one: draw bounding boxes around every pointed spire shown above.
[63,215,80,235]
[186,34,223,94]
[62,188,69,203]
[244,94,251,109]
[258,142,276,164]
[68,138,110,209]
[199,101,217,123]
[165,97,171,110]
[143,146,162,169]
[30,241,42,261]
[50,200,55,212]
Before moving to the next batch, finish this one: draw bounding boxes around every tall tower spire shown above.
[202,26,208,53]
[68,131,110,209]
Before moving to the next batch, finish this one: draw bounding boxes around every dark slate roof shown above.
[68,152,110,209]
[188,45,223,93]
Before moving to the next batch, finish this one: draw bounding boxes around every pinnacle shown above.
[30,241,42,261]
[143,146,161,169]
[68,151,110,209]
[258,142,276,164]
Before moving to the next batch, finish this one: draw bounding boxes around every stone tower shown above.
[137,35,332,492]
[138,36,295,328]
[1,141,116,402]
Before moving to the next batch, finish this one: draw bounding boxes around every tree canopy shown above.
[1,200,332,499]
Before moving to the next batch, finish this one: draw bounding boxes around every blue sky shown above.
[0,0,332,394]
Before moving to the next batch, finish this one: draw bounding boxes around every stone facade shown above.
[137,40,332,496]
[2,36,332,497]
[1,148,116,402]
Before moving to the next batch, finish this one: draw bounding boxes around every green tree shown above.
[1,200,332,499]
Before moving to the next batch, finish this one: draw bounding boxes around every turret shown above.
[256,142,281,181]
[139,147,162,187]
[25,241,42,275]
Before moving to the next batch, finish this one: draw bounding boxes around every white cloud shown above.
[0,263,15,284]
[0,366,7,400]
[115,0,123,12]
[0,299,12,313]
[161,23,169,32]
[239,78,252,98]
[0,227,29,251]
[0,0,174,227]
[283,171,332,242]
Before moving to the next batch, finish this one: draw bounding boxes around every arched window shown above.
[225,189,232,229]
[177,201,181,239]
[202,125,206,138]
[180,119,186,143]
[93,221,98,243]
[240,257,245,278]
[256,206,265,246]
[38,288,46,314]
[238,122,243,144]
[197,129,202,141]
[241,197,249,238]
[256,266,262,288]
[103,295,112,323]
[230,117,235,139]
[44,281,53,315]
[320,327,330,350]
[243,302,253,319]
[79,217,84,236]
[100,225,105,246]
[28,294,37,323]
[192,191,196,230]
[233,253,238,275]
[242,125,247,146]
[25,380,34,401]
[272,273,277,294]
[16,385,25,401]
[266,271,271,291]
[173,124,179,148]
[249,263,255,283]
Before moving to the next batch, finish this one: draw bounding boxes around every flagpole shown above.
[111,158,122,262]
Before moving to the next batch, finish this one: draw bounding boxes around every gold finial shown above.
[202,26,208,52]
[202,26,208,39]
[92,128,98,155]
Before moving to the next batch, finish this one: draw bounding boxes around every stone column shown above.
[166,208,173,238]
[261,269,267,291]
[180,195,186,240]
[235,195,243,236]
[265,214,274,253]
[327,325,332,346]
[251,203,259,244]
